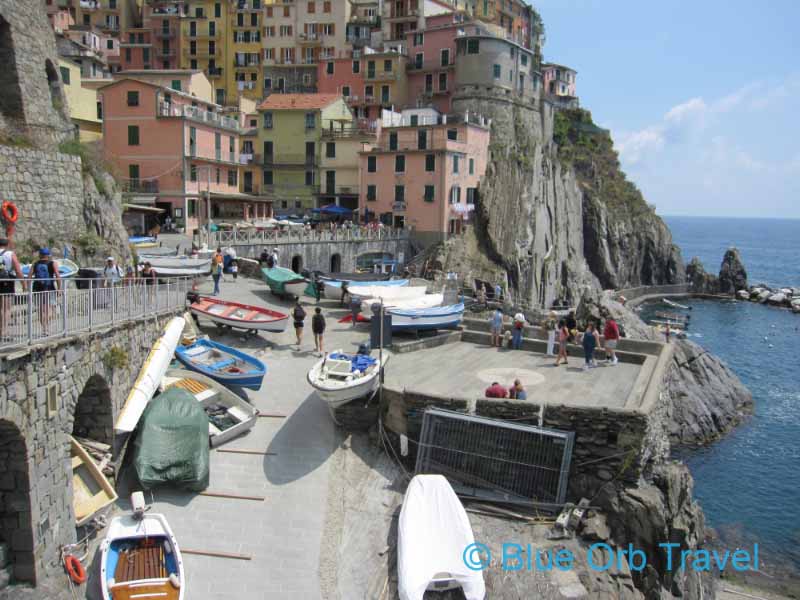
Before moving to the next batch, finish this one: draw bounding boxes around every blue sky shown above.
[535,0,800,218]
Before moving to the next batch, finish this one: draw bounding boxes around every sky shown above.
[535,0,800,218]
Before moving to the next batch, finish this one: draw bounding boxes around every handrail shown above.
[207,228,409,246]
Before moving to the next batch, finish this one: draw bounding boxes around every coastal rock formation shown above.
[717,248,748,294]
[686,257,718,295]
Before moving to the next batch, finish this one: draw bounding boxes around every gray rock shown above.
[717,248,748,294]
[686,257,717,294]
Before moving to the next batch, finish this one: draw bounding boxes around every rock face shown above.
[717,248,748,294]
[686,256,718,294]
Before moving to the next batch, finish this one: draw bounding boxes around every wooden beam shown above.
[182,548,251,561]
[257,413,287,418]
[198,490,265,502]
[216,448,276,456]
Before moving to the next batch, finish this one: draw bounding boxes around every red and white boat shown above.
[189,296,289,333]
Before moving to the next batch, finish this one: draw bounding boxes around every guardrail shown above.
[208,228,409,246]
[0,277,191,351]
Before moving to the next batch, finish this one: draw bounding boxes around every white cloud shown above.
[664,97,707,124]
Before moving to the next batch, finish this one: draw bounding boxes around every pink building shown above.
[101,75,270,234]
[542,63,578,106]
[119,28,154,71]
[359,110,490,246]
[142,0,185,70]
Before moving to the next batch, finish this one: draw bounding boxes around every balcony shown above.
[317,185,359,196]
[262,154,318,168]
[239,153,261,165]
[184,47,218,57]
[349,14,378,25]
[237,81,257,90]
[154,28,176,39]
[386,9,418,21]
[157,101,241,132]
[408,58,455,72]
[235,0,263,11]
[234,58,261,68]
[155,48,176,57]
[123,179,160,194]
[321,122,377,138]
[206,66,223,78]
[298,33,321,45]
[364,70,396,82]
[190,30,220,39]
[80,1,99,10]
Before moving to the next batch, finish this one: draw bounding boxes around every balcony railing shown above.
[208,228,409,246]
[387,8,419,19]
[237,81,257,90]
[408,58,455,72]
[365,70,396,81]
[206,66,223,77]
[154,28,176,39]
[298,33,321,44]
[321,122,378,138]
[262,154,318,167]
[155,48,176,57]
[157,101,241,132]
[318,185,359,196]
[123,179,160,193]
[80,0,99,10]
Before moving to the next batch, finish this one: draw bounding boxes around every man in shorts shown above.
[0,238,25,340]
[603,317,620,365]
[490,308,503,347]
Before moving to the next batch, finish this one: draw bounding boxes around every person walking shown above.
[312,307,326,355]
[512,312,526,350]
[0,238,25,341]
[603,317,620,365]
[582,322,599,371]
[211,248,224,295]
[271,247,279,266]
[490,308,503,348]
[555,319,569,366]
[544,311,558,356]
[29,248,61,334]
[292,300,306,348]
[349,293,361,327]
[664,323,671,344]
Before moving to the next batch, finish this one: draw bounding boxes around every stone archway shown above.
[0,420,35,584]
[0,15,24,122]
[291,255,303,274]
[330,253,341,273]
[72,374,114,447]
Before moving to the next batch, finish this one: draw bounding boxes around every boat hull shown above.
[175,339,266,391]
[190,297,289,333]
[307,352,388,409]
[389,304,464,331]
[261,267,308,297]
[70,436,117,527]
[322,278,408,301]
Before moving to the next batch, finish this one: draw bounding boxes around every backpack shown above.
[33,260,55,289]
[0,251,13,280]
[293,306,305,321]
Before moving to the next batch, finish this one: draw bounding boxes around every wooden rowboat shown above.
[175,339,266,390]
[70,436,117,527]
[189,296,288,333]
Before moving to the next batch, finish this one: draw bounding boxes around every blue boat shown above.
[129,236,157,245]
[388,303,465,331]
[175,339,266,391]
[21,258,79,279]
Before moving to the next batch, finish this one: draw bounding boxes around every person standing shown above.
[664,323,671,344]
[312,307,326,355]
[0,238,25,340]
[494,283,502,302]
[271,247,279,266]
[102,256,122,285]
[212,248,224,295]
[490,308,503,348]
[544,311,558,357]
[582,322,598,371]
[566,311,578,343]
[603,317,620,365]
[349,292,362,327]
[477,283,487,307]
[512,312,526,350]
[292,300,306,348]
[555,319,569,366]
[29,248,60,334]
[230,258,239,281]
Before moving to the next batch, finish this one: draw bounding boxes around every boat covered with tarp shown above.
[261,266,309,297]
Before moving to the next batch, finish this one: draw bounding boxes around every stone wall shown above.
[0,312,179,588]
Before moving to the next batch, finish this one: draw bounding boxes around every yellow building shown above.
[58,58,103,142]
[179,0,231,105]
[226,1,264,105]
[256,94,353,214]
[72,0,138,35]
[318,123,376,210]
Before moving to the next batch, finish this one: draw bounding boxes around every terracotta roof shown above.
[258,94,341,111]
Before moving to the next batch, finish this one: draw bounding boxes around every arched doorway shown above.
[291,255,303,274]
[0,16,24,121]
[330,253,341,273]
[0,420,35,584]
[72,375,114,447]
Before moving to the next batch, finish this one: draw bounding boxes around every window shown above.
[263,112,273,128]
[425,154,435,172]
[418,130,427,150]
[263,170,274,185]
[107,39,114,50]
[190,164,197,182]
[438,73,447,91]
[59,66,71,85]
[441,48,450,66]
[171,79,181,91]
[414,53,423,69]
[127,125,139,145]
[190,59,198,70]
[227,170,238,186]
[126,90,139,106]
[305,170,314,185]
[326,61,334,75]
[367,156,376,172]
[209,21,216,36]
[96,101,103,120]
[447,129,458,141]
[215,168,221,184]
[424,185,435,202]
[324,1,331,12]
[453,155,459,174]
[215,2,221,17]
[469,158,475,175]
[394,185,404,204]
[128,164,139,183]
[189,21,197,37]
[467,39,479,54]
[124,47,131,62]
[366,184,376,201]
[466,188,477,204]
[395,155,405,172]
[410,115,418,126]
[188,199,197,217]
[521,53,528,66]
[425,74,433,93]
[305,112,315,129]
[381,85,389,103]
[389,132,397,151]
[264,77,272,89]
[326,142,335,158]
[413,32,424,46]
[365,85,373,97]
[307,1,315,13]
[283,6,290,17]
[493,64,501,79]
[263,140,274,158]
[342,85,350,97]
[352,60,360,73]
[142,48,150,64]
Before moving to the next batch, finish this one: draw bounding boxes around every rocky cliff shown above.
[687,248,748,295]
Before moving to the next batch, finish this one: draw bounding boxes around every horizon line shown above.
[659,213,800,221]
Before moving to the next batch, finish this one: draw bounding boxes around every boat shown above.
[129,235,157,245]
[21,257,78,279]
[307,350,388,410]
[261,266,309,297]
[69,436,117,527]
[115,316,185,434]
[348,284,428,303]
[654,311,689,322]
[650,318,689,329]
[161,369,259,447]
[189,296,288,333]
[389,303,464,331]
[398,475,485,600]
[361,293,444,316]
[138,256,211,277]
[321,278,408,301]
[100,494,185,600]
[663,298,691,310]
[137,246,179,257]
[175,338,266,390]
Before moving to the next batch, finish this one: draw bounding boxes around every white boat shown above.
[389,303,464,331]
[398,475,485,600]
[307,350,388,410]
[349,285,428,304]
[70,436,117,527]
[100,495,185,600]
[115,316,185,434]
[361,293,444,316]
[322,278,408,301]
[139,256,212,277]
[161,369,259,447]
[663,298,690,310]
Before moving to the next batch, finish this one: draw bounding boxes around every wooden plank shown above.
[182,548,251,561]
[257,413,286,418]
[198,490,265,502]
[215,448,276,456]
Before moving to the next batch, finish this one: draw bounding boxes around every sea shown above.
[656,216,800,574]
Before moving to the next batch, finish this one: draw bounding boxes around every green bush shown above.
[102,346,129,371]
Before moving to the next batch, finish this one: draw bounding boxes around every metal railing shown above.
[157,101,241,132]
[0,277,191,351]
[123,179,160,193]
[208,227,409,246]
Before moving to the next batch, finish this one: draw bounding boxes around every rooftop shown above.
[258,93,342,111]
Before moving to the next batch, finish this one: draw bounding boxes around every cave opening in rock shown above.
[0,420,35,584]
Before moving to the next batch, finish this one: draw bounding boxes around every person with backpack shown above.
[311,307,326,355]
[0,238,25,340]
[28,248,60,334]
[292,300,306,348]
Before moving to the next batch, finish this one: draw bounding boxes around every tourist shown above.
[102,256,123,286]
[140,261,157,285]
[164,215,172,232]
[664,323,671,344]
[230,258,239,281]
[566,311,578,343]
[272,247,279,266]
[314,277,325,305]
[512,312,526,350]
[508,379,527,400]
[0,238,25,340]
[477,283,487,306]
[582,322,599,371]
[490,308,503,347]
[312,307,326,355]
[484,381,508,398]
[494,283,502,302]
[555,319,569,366]
[349,292,362,327]
[122,265,136,286]
[260,247,271,266]
[603,317,620,365]
[544,311,558,356]
[29,248,61,334]
[503,329,513,349]
[212,248,224,295]
[292,300,306,348]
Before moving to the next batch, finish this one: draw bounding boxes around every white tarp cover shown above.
[398,475,486,600]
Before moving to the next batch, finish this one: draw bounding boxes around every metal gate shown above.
[415,408,574,507]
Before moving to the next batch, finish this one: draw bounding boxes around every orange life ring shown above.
[64,554,86,585]
[1,202,18,224]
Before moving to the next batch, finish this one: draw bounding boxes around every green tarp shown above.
[261,266,304,294]
[133,387,209,491]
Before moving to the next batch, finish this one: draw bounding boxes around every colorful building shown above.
[56,34,112,79]
[542,62,578,108]
[256,93,353,214]
[319,119,377,210]
[101,71,269,233]
[142,0,185,70]
[468,0,536,50]
[179,0,232,105]
[69,0,138,35]
[359,108,490,246]
[58,58,103,142]
[346,0,380,48]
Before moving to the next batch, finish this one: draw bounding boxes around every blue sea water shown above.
[661,216,800,572]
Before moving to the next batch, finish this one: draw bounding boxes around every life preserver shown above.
[64,554,86,585]
[1,202,18,224]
